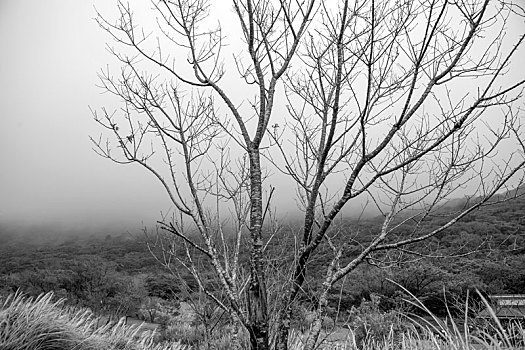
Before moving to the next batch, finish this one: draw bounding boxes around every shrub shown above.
[346,294,411,349]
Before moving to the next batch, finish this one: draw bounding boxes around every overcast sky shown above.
[0,1,524,237]
[0,0,296,236]
[0,0,177,234]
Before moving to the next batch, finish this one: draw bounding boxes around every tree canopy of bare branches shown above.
[91,0,525,349]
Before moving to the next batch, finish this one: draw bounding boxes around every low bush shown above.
[345,294,412,349]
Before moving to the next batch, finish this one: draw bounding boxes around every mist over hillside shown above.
[2,182,524,246]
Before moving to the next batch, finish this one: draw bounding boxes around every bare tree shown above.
[91,0,525,349]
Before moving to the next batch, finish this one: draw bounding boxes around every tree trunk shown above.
[304,289,329,350]
[247,148,269,350]
[275,308,292,350]
[248,324,269,350]
[275,245,313,349]
[304,317,323,350]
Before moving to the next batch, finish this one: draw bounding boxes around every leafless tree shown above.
[91,0,525,349]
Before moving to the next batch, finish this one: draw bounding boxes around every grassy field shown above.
[0,292,186,350]
[1,291,523,350]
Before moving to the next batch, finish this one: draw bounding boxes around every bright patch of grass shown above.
[0,292,186,350]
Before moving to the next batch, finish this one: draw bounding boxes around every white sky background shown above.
[0,0,524,236]
[0,0,297,236]
[0,0,178,234]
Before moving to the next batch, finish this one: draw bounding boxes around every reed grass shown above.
[1,290,523,349]
[285,290,524,350]
[0,292,187,350]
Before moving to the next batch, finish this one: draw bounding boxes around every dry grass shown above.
[0,292,187,350]
[285,291,524,350]
[1,291,523,350]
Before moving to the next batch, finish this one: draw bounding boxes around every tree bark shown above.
[275,307,292,350]
[304,289,329,350]
[247,148,269,350]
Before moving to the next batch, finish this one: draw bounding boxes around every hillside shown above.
[0,188,524,326]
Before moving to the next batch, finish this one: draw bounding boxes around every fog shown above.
[0,0,308,237]
[0,0,523,239]
[0,0,175,235]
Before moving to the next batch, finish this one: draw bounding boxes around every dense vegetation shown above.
[1,192,524,347]
[1,288,524,349]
